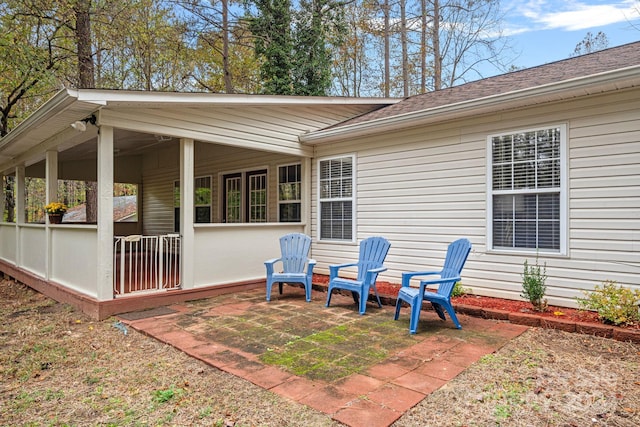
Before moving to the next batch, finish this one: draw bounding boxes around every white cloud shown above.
[506,0,640,32]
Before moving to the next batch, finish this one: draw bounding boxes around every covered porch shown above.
[0,89,393,319]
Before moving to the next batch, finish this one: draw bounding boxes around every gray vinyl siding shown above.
[142,144,179,235]
[141,142,301,235]
[311,88,640,307]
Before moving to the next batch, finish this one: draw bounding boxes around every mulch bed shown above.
[312,274,640,343]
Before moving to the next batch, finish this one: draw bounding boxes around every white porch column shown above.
[180,138,195,289]
[96,125,114,300]
[45,150,58,206]
[15,165,25,266]
[45,150,58,280]
[0,172,4,221]
[302,157,311,236]
[15,165,25,225]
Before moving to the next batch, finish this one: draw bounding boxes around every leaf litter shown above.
[2,278,639,426]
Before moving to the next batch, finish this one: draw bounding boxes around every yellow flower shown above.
[44,202,68,214]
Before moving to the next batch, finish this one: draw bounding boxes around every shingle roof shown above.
[335,41,640,128]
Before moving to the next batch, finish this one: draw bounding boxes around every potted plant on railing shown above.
[44,202,67,224]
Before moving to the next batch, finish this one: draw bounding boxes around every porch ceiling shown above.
[0,89,398,173]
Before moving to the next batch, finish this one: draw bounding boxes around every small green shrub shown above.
[577,280,640,326]
[521,257,548,312]
[451,282,467,297]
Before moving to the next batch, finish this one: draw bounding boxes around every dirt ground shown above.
[2,278,640,426]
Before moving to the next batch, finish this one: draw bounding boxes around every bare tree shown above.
[571,31,609,57]
[431,0,511,90]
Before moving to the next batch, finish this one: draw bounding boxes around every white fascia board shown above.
[0,89,74,151]
[77,89,400,107]
[301,66,640,144]
[0,88,104,151]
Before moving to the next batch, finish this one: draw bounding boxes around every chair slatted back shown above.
[436,238,472,297]
[356,236,391,282]
[280,233,312,273]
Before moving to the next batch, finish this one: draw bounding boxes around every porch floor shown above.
[119,286,528,427]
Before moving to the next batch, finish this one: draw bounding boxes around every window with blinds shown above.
[490,126,565,252]
[319,155,354,241]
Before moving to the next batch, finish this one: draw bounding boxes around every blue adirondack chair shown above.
[394,238,472,333]
[325,236,391,315]
[265,233,316,302]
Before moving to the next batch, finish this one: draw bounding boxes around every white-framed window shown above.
[488,124,567,254]
[318,155,354,241]
[223,173,242,223]
[247,170,267,222]
[278,163,301,222]
[194,176,212,223]
[222,168,267,223]
[173,175,212,231]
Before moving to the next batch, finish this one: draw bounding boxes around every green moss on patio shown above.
[257,315,417,382]
[174,289,425,383]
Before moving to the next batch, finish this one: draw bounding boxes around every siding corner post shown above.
[96,125,114,301]
[180,138,195,289]
[303,157,311,236]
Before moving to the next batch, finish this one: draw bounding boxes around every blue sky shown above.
[501,1,640,69]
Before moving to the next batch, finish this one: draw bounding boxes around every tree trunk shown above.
[400,0,408,97]
[75,0,95,89]
[222,0,234,93]
[420,0,427,93]
[432,0,441,91]
[4,178,14,223]
[85,181,98,223]
[74,0,98,222]
[383,0,390,97]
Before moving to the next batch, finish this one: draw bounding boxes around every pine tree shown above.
[249,0,295,94]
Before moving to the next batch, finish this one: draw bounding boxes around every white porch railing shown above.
[113,234,181,296]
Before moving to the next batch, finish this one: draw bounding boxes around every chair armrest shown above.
[306,259,317,275]
[418,275,461,287]
[364,267,387,285]
[401,270,441,287]
[418,275,461,295]
[264,257,282,275]
[329,262,358,280]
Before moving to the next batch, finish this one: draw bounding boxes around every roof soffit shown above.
[0,89,398,169]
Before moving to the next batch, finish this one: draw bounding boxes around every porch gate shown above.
[113,234,181,296]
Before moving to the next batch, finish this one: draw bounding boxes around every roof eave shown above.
[0,89,77,151]
[300,66,640,144]
[77,89,401,107]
